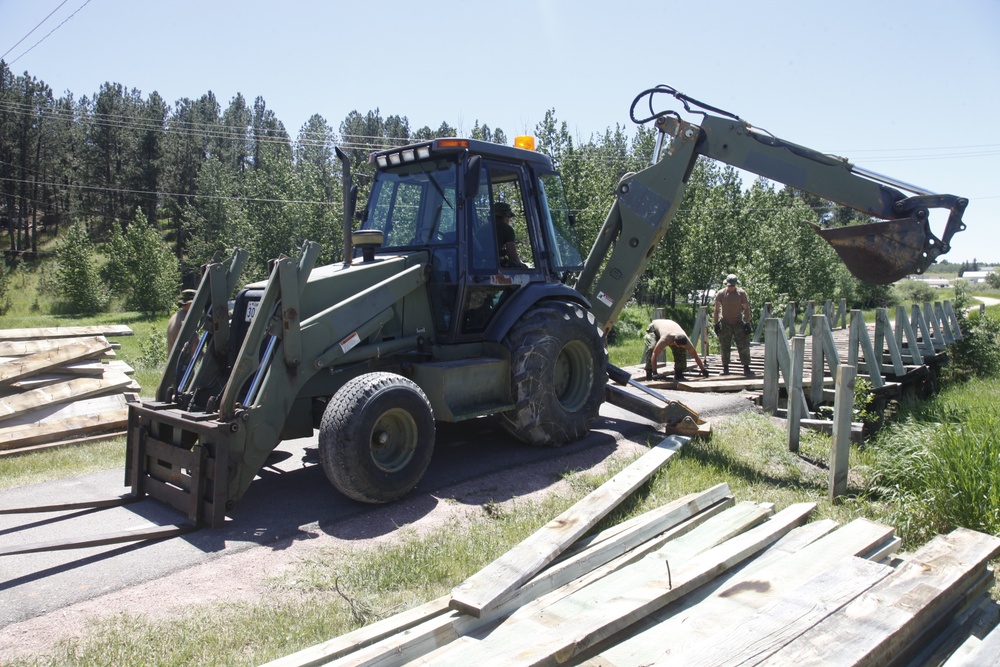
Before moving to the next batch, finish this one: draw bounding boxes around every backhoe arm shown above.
[576,87,968,335]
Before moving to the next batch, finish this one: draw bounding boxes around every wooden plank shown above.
[454,503,817,666]
[0,324,133,341]
[830,364,857,500]
[665,557,894,667]
[261,596,454,667]
[595,518,896,666]
[0,371,131,423]
[0,392,128,429]
[944,615,1000,666]
[449,435,688,618]
[760,527,1000,667]
[0,430,126,457]
[319,488,738,667]
[0,335,110,357]
[0,395,129,449]
[330,501,770,667]
[0,338,112,386]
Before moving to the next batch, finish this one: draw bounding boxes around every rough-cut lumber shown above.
[0,394,128,449]
[759,527,1000,666]
[445,503,816,666]
[261,596,454,667]
[450,434,688,618]
[0,335,111,357]
[664,557,894,667]
[593,518,896,666]
[0,338,112,386]
[944,618,1000,667]
[315,486,736,667]
[0,324,133,341]
[0,371,131,423]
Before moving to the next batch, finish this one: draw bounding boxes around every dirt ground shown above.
[0,437,652,663]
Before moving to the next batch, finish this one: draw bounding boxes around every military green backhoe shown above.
[116,85,967,530]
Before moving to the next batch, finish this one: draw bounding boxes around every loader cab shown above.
[362,138,586,342]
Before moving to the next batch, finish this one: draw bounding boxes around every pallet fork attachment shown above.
[0,496,195,557]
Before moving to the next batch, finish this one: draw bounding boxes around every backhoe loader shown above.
[75,86,976,531]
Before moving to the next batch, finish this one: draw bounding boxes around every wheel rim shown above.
[369,407,418,473]
[554,339,593,412]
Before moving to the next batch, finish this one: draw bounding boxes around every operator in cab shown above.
[494,202,526,268]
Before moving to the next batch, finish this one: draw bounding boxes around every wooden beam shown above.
[0,324,133,341]
[594,518,895,666]
[768,527,1000,666]
[0,335,110,357]
[0,338,112,387]
[260,596,454,667]
[0,394,129,449]
[455,503,817,666]
[0,371,131,423]
[449,435,688,618]
[308,487,736,667]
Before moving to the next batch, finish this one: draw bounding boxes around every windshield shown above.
[538,172,584,272]
[364,161,458,248]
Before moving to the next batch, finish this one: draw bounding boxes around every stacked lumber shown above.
[0,325,138,455]
[264,436,1000,667]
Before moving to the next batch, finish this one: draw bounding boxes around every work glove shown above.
[743,323,752,334]
[701,368,710,378]
[713,322,721,336]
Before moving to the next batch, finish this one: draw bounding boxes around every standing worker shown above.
[713,274,754,376]
[641,319,709,381]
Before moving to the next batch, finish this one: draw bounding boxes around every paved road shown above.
[0,387,754,629]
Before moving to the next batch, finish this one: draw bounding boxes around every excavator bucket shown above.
[812,217,932,285]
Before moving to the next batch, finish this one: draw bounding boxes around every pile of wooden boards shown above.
[265,436,1000,667]
[0,325,138,455]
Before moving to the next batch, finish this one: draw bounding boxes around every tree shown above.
[105,210,179,315]
[54,222,108,314]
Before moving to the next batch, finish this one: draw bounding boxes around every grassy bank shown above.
[4,276,1000,665]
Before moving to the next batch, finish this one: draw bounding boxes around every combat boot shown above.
[743,365,756,377]
[644,365,653,382]
[722,364,729,375]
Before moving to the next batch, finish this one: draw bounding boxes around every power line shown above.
[7,0,94,66]
[1,0,72,61]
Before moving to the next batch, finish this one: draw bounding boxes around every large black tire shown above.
[499,301,607,446]
[319,372,436,503]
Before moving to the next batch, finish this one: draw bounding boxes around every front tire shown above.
[319,372,435,503]
[499,301,607,446]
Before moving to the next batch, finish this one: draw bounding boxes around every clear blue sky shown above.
[2,0,998,264]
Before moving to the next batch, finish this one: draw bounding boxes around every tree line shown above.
[2,59,892,316]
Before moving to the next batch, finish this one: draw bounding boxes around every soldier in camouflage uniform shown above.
[713,274,755,376]
[641,319,709,381]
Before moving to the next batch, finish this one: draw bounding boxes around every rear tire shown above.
[499,301,606,446]
[319,372,435,503]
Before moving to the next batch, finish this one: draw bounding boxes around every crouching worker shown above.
[641,319,709,381]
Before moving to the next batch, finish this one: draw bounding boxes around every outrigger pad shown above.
[812,217,933,285]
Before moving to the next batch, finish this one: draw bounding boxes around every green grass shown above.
[5,268,1000,665]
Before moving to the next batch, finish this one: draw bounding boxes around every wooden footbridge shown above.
[636,298,960,400]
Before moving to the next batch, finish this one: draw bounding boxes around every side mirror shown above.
[465,155,481,201]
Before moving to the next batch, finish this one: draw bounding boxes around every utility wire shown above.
[6,0,94,66]
[1,0,71,61]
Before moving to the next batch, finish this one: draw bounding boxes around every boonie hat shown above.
[494,202,514,218]
[725,274,738,285]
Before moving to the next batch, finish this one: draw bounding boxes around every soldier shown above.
[713,274,754,376]
[641,319,709,381]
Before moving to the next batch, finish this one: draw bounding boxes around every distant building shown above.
[961,269,996,284]
[904,276,952,288]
